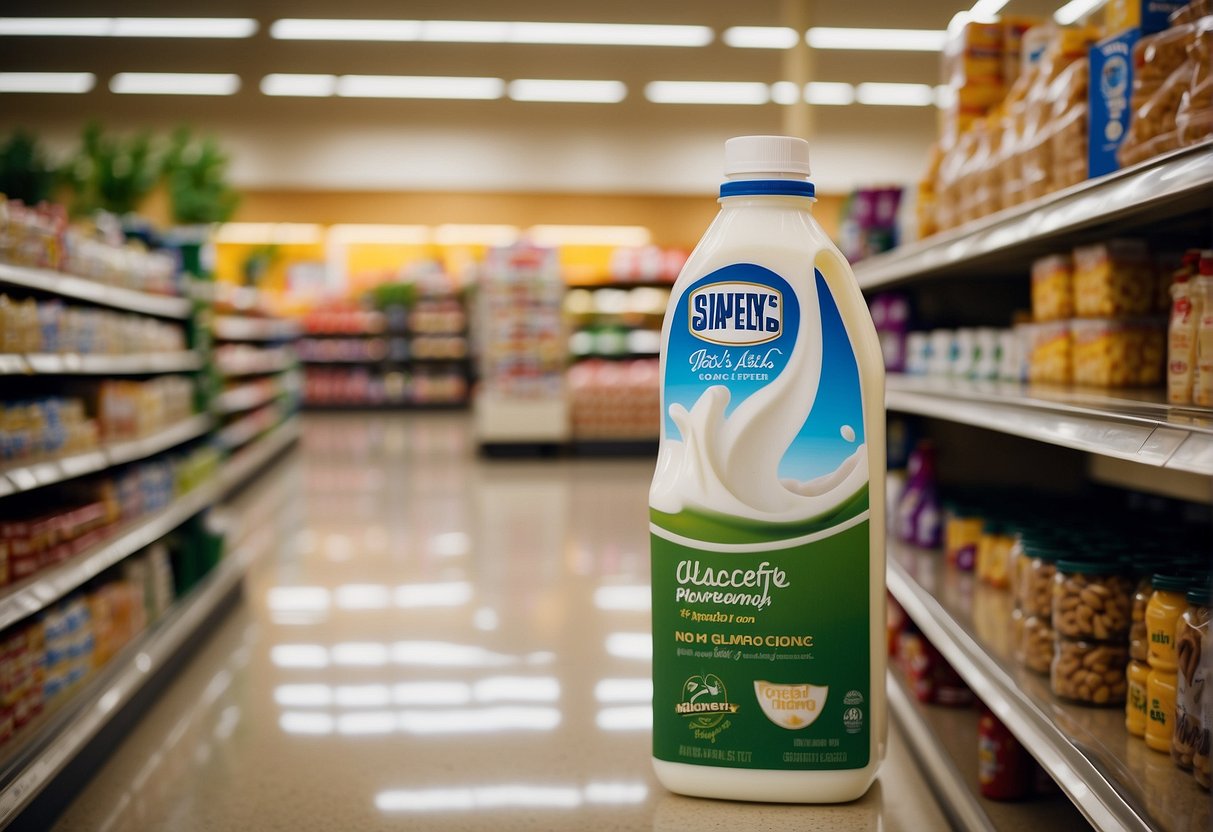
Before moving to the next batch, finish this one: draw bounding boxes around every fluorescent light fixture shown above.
[645,80,768,105]
[270,19,711,47]
[529,225,652,247]
[434,225,520,246]
[969,0,1011,20]
[271,19,422,40]
[328,224,431,244]
[336,74,503,100]
[773,81,856,106]
[506,22,710,46]
[110,72,240,96]
[771,81,799,105]
[0,72,95,93]
[856,82,936,106]
[809,81,857,105]
[723,26,798,49]
[935,84,956,108]
[1055,0,1107,24]
[508,79,626,103]
[260,73,336,97]
[806,27,946,51]
[0,17,256,38]
[0,18,109,35]
[110,18,257,38]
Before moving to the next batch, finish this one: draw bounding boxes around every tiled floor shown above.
[51,414,948,831]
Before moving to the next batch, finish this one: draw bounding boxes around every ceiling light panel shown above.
[110,73,241,96]
[269,19,711,47]
[723,26,798,49]
[261,74,337,97]
[770,81,857,106]
[855,82,936,106]
[336,75,504,100]
[969,0,1012,20]
[806,27,947,51]
[0,17,256,38]
[508,79,626,103]
[645,81,769,105]
[0,72,95,93]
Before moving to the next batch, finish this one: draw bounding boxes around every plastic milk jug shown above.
[649,136,887,802]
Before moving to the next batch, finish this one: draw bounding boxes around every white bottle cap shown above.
[723,135,811,179]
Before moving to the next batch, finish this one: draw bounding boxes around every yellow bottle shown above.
[1126,659,1149,737]
[1144,574,1189,753]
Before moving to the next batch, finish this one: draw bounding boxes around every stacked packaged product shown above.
[567,359,660,441]
[0,296,185,356]
[921,1,1212,238]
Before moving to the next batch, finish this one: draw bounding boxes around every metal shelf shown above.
[0,263,192,320]
[886,374,1213,474]
[855,142,1213,290]
[215,382,283,416]
[0,352,203,376]
[889,666,1090,832]
[887,539,1211,832]
[0,418,298,635]
[215,351,295,378]
[0,414,213,499]
[212,315,300,342]
[0,432,294,825]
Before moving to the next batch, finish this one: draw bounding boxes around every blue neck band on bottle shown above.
[719,180,815,198]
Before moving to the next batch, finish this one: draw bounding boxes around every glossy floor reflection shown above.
[52,414,948,831]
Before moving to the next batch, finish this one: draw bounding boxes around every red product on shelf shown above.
[978,705,1034,801]
[900,626,975,706]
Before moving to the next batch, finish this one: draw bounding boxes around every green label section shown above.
[651,520,870,770]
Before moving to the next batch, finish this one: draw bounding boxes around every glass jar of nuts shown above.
[1052,560,1134,642]
[1050,638,1129,705]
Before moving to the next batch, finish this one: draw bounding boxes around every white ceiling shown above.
[0,2,1063,194]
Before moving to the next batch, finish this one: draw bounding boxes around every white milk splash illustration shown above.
[650,276,867,525]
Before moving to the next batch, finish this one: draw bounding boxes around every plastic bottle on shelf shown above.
[1192,252,1213,407]
[1145,573,1190,753]
[649,135,886,803]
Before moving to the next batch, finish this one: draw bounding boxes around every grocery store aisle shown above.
[50,414,948,831]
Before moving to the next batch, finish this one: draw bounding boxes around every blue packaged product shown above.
[1089,28,1140,178]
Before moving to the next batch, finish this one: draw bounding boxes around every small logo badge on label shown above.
[754,680,829,730]
[688,281,782,346]
[676,674,737,731]
[843,706,864,734]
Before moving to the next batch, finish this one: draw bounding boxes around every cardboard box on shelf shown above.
[1089,28,1140,177]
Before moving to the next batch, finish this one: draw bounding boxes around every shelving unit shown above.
[0,414,212,499]
[0,352,203,376]
[886,375,1213,475]
[887,666,1087,832]
[856,143,1213,290]
[299,300,472,409]
[888,539,1208,832]
[0,420,299,825]
[859,142,1213,831]
[211,305,301,454]
[0,263,192,320]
